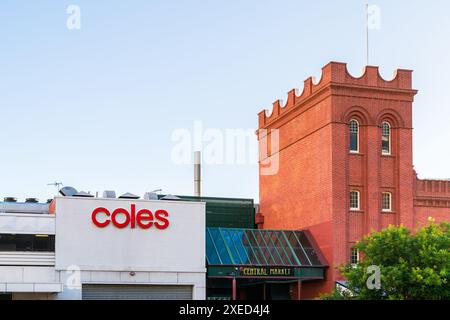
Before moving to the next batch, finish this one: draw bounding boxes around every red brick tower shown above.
[256,62,418,298]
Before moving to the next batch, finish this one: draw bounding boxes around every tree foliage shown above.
[323,221,450,300]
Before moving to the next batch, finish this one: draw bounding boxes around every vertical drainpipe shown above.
[194,151,202,197]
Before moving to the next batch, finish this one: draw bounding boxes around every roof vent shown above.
[73,191,94,198]
[103,190,116,199]
[144,192,159,200]
[119,192,140,200]
[60,186,78,197]
[160,194,181,201]
[4,197,17,203]
[25,198,39,203]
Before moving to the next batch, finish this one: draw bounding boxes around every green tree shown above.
[323,220,450,300]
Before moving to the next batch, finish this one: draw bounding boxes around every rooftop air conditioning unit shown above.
[144,192,159,200]
[103,190,116,199]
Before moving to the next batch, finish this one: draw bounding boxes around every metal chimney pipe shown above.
[194,151,202,197]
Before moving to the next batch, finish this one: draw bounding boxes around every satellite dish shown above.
[59,186,78,197]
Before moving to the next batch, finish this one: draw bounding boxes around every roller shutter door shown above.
[82,284,193,300]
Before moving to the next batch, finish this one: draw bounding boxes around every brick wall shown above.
[414,177,450,227]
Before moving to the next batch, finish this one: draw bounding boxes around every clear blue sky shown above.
[1,0,450,202]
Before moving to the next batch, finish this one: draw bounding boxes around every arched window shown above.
[349,119,359,153]
[381,122,391,155]
[350,190,360,211]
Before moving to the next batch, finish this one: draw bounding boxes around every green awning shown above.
[206,228,326,267]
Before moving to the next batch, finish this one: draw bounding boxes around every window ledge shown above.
[349,210,364,213]
[349,152,364,156]
[381,211,396,214]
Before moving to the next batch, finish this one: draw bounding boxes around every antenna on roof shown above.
[47,182,64,193]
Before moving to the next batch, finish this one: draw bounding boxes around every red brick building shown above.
[256,61,450,299]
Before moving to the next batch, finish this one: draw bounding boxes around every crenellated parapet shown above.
[258,61,416,129]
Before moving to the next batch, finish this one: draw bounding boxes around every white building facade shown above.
[0,196,206,300]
